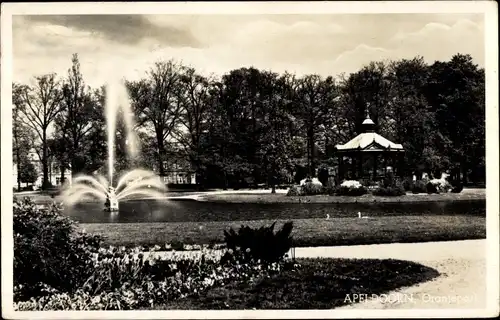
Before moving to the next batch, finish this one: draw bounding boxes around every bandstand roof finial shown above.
[362,103,375,131]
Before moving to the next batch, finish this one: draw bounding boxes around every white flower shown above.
[341,180,362,188]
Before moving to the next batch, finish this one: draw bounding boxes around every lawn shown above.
[80,215,486,248]
[157,258,440,309]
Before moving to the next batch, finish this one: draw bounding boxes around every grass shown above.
[158,258,440,309]
[80,215,486,248]
[201,188,486,204]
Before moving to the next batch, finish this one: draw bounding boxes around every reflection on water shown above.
[65,199,486,224]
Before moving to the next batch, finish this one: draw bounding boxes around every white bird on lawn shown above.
[326,213,330,220]
[358,211,369,219]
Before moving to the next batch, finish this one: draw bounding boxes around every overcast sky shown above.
[12,13,484,88]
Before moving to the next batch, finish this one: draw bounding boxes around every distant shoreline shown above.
[13,188,486,205]
[198,189,486,204]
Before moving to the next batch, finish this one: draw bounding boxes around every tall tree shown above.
[425,54,485,183]
[386,57,434,176]
[258,72,294,192]
[175,66,214,185]
[54,54,105,179]
[339,61,394,138]
[14,74,63,189]
[12,91,37,191]
[295,74,339,176]
[127,60,183,176]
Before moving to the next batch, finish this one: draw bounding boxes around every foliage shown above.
[14,241,290,311]
[373,171,406,196]
[18,160,38,184]
[372,184,406,197]
[322,179,337,195]
[411,180,428,194]
[54,54,106,176]
[13,75,64,189]
[301,181,324,195]
[426,182,439,194]
[13,53,485,189]
[13,200,295,310]
[14,198,102,299]
[451,183,464,193]
[335,180,367,196]
[223,222,294,263]
[286,185,301,196]
[163,258,439,310]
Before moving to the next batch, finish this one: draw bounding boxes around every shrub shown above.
[286,185,301,196]
[411,180,427,194]
[223,222,294,263]
[372,184,406,197]
[382,171,396,188]
[14,198,102,300]
[322,180,336,195]
[301,182,323,195]
[170,239,185,251]
[402,177,413,191]
[334,180,367,196]
[373,173,406,197]
[451,182,464,193]
[426,182,439,194]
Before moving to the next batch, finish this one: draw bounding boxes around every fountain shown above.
[61,77,167,210]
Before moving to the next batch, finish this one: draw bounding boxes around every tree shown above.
[258,72,295,193]
[175,66,214,185]
[127,60,183,177]
[338,61,394,139]
[55,54,105,179]
[18,159,38,187]
[14,75,63,189]
[294,74,339,177]
[424,54,485,183]
[12,99,37,191]
[386,57,434,176]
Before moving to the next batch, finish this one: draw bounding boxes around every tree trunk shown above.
[308,126,315,177]
[223,170,228,190]
[60,166,66,185]
[42,130,50,190]
[156,131,166,177]
[461,162,468,185]
[16,150,21,192]
[271,164,277,194]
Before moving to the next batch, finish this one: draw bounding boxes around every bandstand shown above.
[334,111,405,183]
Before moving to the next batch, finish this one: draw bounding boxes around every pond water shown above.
[65,199,486,224]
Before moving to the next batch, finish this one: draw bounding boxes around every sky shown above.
[12,13,485,88]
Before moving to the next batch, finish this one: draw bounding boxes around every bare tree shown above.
[14,74,64,189]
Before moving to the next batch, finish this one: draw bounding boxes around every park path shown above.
[291,240,486,309]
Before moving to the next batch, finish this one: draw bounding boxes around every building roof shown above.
[335,106,404,152]
[335,132,403,152]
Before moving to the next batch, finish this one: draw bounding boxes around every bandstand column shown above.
[358,153,363,180]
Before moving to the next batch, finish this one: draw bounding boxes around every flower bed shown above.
[15,246,291,310]
[13,198,296,311]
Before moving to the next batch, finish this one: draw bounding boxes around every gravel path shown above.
[290,240,486,309]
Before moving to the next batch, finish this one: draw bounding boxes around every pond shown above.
[65,198,486,224]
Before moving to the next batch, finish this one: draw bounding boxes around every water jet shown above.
[61,76,167,211]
